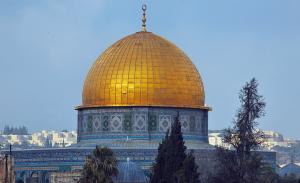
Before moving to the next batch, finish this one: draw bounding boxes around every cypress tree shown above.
[150,130,169,183]
[150,115,201,183]
[177,151,201,183]
[165,116,187,182]
[213,78,267,183]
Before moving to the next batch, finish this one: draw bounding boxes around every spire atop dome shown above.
[141,4,147,32]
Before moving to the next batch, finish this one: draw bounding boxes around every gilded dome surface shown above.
[80,32,205,109]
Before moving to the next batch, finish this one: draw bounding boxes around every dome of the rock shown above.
[76,31,210,149]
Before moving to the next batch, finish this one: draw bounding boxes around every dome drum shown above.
[76,106,208,148]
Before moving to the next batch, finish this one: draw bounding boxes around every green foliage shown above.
[223,78,266,153]
[258,164,281,183]
[150,116,201,183]
[280,174,300,183]
[166,116,187,182]
[79,146,118,183]
[150,130,170,183]
[177,151,201,183]
[213,78,272,183]
[212,148,240,183]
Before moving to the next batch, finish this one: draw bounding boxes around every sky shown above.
[0,0,299,139]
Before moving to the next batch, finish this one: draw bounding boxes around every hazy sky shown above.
[0,1,299,139]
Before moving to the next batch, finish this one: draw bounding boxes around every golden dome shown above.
[80,32,206,109]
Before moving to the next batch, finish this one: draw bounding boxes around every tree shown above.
[166,116,187,182]
[280,174,299,183]
[177,151,201,183]
[258,163,280,183]
[150,130,170,183]
[213,78,268,183]
[212,147,240,183]
[150,116,201,183]
[79,146,118,183]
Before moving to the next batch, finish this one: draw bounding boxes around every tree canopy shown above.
[79,146,118,183]
[150,116,200,183]
[213,78,274,183]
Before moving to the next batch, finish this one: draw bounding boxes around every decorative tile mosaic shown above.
[110,114,122,132]
[148,113,157,132]
[123,113,132,132]
[93,115,101,132]
[87,115,93,133]
[180,115,189,132]
[159,115,171,132]
[134,114,147,131]
[190,116,196,132]
[102,115,110,132]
